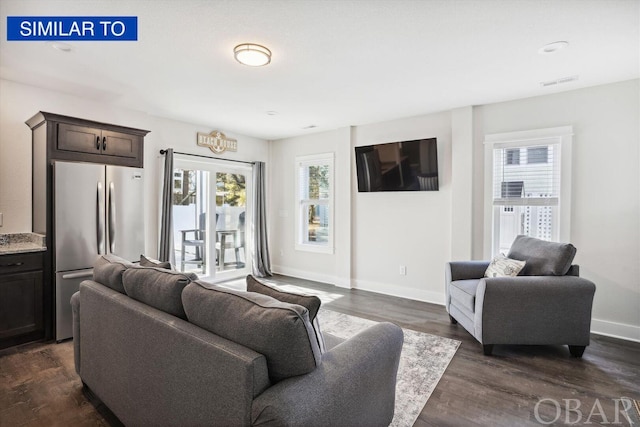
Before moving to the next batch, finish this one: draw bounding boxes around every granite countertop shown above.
[0,233,47,255]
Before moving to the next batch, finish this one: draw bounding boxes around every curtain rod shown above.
[159,149,255,165]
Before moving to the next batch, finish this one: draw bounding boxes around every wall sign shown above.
[197,131,237,154]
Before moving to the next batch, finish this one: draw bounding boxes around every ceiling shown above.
[1,0,638,140]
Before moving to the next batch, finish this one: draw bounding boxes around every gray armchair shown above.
[445,235,596,357]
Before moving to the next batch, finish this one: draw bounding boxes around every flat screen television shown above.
[355,138,439,192]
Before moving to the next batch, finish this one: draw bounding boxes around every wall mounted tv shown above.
[355,138,439,192]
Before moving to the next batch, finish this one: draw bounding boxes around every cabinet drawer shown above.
[0,252,44,275]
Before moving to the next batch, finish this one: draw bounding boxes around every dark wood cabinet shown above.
[0,252,45,350]
[27,112,148,169]
[57,123,141,161]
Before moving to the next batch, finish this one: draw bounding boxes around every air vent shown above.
[540,75,579,87]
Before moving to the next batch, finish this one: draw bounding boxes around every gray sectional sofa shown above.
[71,255,403,426]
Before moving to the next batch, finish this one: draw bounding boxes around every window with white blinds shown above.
[295,153,334,253]
[484,127,573,256]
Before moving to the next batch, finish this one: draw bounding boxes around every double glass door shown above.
[172,158,252,281]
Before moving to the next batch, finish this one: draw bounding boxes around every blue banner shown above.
[7,16,138,41]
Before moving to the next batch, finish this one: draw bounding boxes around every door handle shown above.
[102,136,106,151]
[97,182,105,254]
[62,271,94,280]
[1,262,24,267]
[108,182,116,254]
[96,136,100,150]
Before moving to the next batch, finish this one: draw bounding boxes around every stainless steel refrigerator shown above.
[53,160,144,341]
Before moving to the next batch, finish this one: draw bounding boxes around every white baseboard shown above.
[351,278,446,306]
[272,267,640,343]
[591,318,640,343]
[271,264,350,288]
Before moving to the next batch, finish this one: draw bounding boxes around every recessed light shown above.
[303,125,317,129]
[48,42,74,52]
[234,43,271,67]
[266,111,278,116]
[538,41,569,54]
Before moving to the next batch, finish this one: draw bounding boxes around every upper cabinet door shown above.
[57,123,102,155]
[53,122,145,167]
[102,130,141,159]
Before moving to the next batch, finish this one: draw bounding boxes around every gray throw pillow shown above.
[183,281,322,383]
[246,274,326,352]
[140,254,173,270]
[93,254,134,293]
[123,266,197,319]
[507,235,577,276]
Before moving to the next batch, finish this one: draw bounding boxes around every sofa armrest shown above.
[475,276,596,345]
[251,322,404,427]
[446,261,490,282]
[71,291,81,375]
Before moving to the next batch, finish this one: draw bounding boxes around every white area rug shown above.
[318,310,460,427]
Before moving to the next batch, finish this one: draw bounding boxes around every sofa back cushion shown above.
[507,235,577,276]
[140,254,173,270]
[246,275,325,352]
[93,254,134,293]
[183,281,322,383]
[123,266,197,319]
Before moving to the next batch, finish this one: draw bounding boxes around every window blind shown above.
[492,142,561,207]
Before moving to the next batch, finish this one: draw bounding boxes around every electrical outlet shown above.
[0,212,3,227]
[399,265,407,276]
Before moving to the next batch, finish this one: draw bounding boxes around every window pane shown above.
[215,172,247,273]
[527,146,548,164]
[493,144,558,199]
[172,169,208,275]
[304,165,330,200]
[496,205,558,253]
[304,203,329,244]
[506,149,520,165]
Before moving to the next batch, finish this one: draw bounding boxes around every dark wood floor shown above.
[1,274,639,426]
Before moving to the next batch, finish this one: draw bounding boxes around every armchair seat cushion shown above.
[449,279,480,313]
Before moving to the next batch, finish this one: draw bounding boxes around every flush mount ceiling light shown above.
[234,43,271,66]
[538,41,569,54]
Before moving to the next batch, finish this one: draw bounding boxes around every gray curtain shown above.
[159,149,175,265]
[252,161,272,276]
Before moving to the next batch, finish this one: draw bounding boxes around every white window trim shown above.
[483,126,573,258]
[295,152,335,254]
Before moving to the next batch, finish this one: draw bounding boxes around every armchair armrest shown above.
[446,261,490,282]
[475,276,596,345]
[251,322,404,427]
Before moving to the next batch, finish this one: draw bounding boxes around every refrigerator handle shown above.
[97,182,105,254]
[108,182,116,253]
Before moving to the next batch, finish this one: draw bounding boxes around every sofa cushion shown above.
[122,266,197,319]
[183,281,322,383]
[507,235,577,276]
[484,255,526,278]
[246,275,326,352]
[140,254,173,270]
[449,279,480,313]
[93,254,134,293]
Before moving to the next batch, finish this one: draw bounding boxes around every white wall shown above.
[269,112,454,301]
[473,79,640,341]
[269,127,352,287]
[0,78,269,257]
[350,112,453,302]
